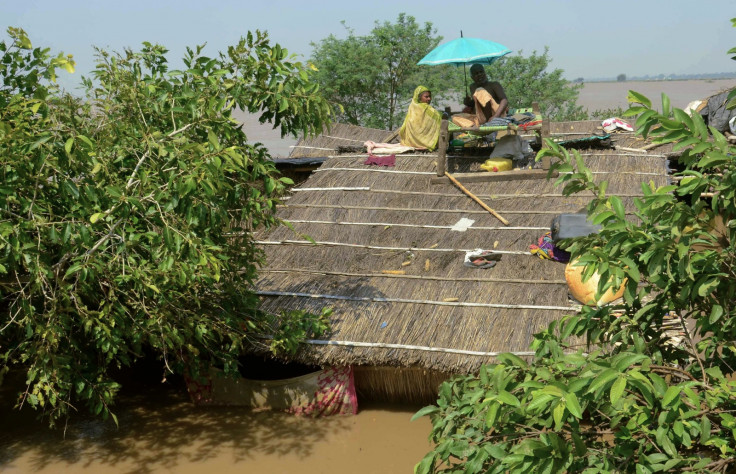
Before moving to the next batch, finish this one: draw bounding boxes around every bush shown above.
[0,27,332,425]
[415,19,736,473]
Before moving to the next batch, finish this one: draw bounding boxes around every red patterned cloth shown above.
[290,366,358,416]
[185,365,358,417]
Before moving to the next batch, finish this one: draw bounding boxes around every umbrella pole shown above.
[460,30,468,97]
[463,63,468,97]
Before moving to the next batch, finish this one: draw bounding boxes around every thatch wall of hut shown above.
[353,366,453,405]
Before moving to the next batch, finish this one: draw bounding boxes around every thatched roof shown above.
[253,121,673,374]
[289,122,398,158]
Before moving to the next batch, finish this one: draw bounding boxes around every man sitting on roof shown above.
[398,85,442,151]
[452,64,509,128]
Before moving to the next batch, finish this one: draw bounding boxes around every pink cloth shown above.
[290,366,358,416]
[185,365,358,417]
[364,154,396,166]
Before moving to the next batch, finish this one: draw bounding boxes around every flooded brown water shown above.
[0,374,433,474]
[576,78,736,112]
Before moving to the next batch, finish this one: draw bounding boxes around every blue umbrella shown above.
[418,35,511,97]
[418,37,511,66]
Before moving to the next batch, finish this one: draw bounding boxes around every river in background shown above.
[238,78,736,158]
[576,78,736,112]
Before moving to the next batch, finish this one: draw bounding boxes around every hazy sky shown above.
[3,0,735,92]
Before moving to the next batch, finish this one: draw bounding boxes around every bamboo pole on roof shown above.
[444,172,510,225]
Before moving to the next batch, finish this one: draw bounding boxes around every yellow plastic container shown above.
[480,157,512,172]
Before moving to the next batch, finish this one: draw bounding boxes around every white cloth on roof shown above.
[364,141,415,155]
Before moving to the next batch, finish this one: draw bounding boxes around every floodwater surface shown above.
[0,378,433,474]
[576,78,736,112]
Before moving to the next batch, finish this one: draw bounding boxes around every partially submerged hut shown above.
[253,119,673,405]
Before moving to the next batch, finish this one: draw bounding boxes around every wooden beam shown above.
[436,119,449,176]
[431,169,557,185]
[444,172,509,225]
[541,118,552,170]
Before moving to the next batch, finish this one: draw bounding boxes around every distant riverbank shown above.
[237,78,736,158]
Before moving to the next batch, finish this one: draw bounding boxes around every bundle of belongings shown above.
[529,212,625,306]
[687,88,736,135]
[601,117,634,133]
[529,212,601,262]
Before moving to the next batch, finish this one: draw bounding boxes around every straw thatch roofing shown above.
[289,122,398,158]
[253,121,672,374]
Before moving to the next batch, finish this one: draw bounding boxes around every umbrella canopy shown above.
[418,37,511,66]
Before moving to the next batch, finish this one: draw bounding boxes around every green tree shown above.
[488,48,585,121]
[618,73,627,82]
[310,13,456,130]
[414,19,736,474]
[0,27,331,425]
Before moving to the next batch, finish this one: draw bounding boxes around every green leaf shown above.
[588,369,619,394]
[77,134,94,149]
[659,433,677,457]
[414,452,436,474]
[627,90,651,108]
[411,405,439,421]
[528,393,555,412]
[485,402,500,428]
[64,137,73,154]
[696,278,719,297]
[610,196,625,220]
[497,352,528,368]
[661,386,681,406]
[487,444,507,460]
[497,390,520,407]
[610,375,626,405]
[700,415,711,444]
[207,130,220,149]
[623,106,648,117]
[614,353,647,372]
[553,402,565,428]
[661,93,670,116]
[563,392,583,418]
[89,212,104,223]
[698,152,730,168]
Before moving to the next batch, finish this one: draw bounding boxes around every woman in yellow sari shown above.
[398,86,442,151]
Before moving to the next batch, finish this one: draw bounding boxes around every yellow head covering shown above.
[398,86,442,151]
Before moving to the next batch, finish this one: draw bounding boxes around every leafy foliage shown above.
[0,28,332,425]
[310,13,457,130]
[415,21,736,474]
